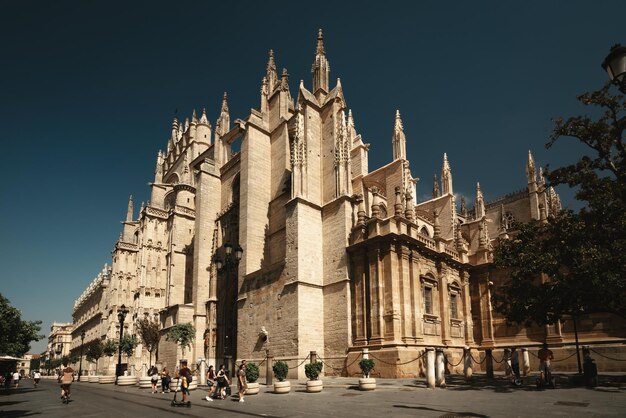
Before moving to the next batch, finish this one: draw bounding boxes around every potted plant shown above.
[272,360,290,394]
[304,361,323,393]
[358,358,376,390]
[245,362,260,395]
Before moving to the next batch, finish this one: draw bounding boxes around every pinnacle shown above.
[221,92,229,113]
[316,28,325,55]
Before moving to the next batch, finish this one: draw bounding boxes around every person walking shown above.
[216,364,229,399]
[237,362,247,403]
[149,366,159,393]
[12,371,20,388]
[205,365,216,401]
[161,367,171,393]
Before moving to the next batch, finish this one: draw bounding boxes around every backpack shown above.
[184,368,192,384]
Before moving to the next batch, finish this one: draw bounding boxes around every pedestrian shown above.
[161,367,171,393]
[149,366,159,393]
[12,370,20,388]
[176,360,192,403]
[33,370,41,388]
[510,347,520,379]
[205,365,216,401]
[216,364,229,399]
[237,362,247,403]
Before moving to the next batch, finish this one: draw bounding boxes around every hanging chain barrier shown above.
[491,353,505,364]
[369,351,425,366]
[589,348,626,362]
[470,353,487,364]
[317,356,351,373]
[257,355,267,366]
[529,351,540,359]
[284,354,310,370]
[444,352,464,368]
[550,351,577,363]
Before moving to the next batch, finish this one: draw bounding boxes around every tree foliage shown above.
[119,334,138,359]
[165,323,195,356]
[102,339,118,357]
[136,318,160,366]
[85,340,104,364]
[494,83,626,324]
[0,293,44,357]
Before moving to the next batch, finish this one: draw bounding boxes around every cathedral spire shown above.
[347,109,357,143]
[191,109,198,124]
[441,153,453,195]
[526,149,537,184]
[216,92,230,136]
[170,117,179,141]
[266,49,278,92]
[432,174,440,198]
[392,110,407,160]
[475,182,485,219]
[199,108,209,125]
[311,29,330,93]
[126,195,133,222]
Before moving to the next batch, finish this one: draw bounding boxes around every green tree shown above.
[85,340,104,372]
[165,323,195,356]
[494,83,626,325]
[119,335,138,360]
[0,293,44,357]
[102,339,118,357]
[136,318,160,367]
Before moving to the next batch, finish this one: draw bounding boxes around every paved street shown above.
[1,374,625,418]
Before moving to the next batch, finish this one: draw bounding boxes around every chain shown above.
[444,353,464,368]
[492,354,505,364]
[369,351,425,366]
[257,356,267,366]
[551,352,577,362]
[286,355,310,369]
[590,348,626,362]
[470,354,486,364]
[317,357,345,373]
[529,351,540,358]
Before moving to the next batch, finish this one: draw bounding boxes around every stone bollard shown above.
[486,349,494,378]
[199,359,206,386]
[266,350,273,386]
[521,348,530,376]
[362,348,369,359]
[310,351,317,364]
[463,346,473,380]
[426,347,436,389]
[435,348,445,387]
[504,348,512,377]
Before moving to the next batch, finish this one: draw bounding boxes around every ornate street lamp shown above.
[213,243,243,377]
[78,330,85,381]
[602,44,626,93]
[116,304,128,384]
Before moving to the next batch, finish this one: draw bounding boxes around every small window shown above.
[450,293,458,319]
[420,226,430,237]
[424,287,433,314]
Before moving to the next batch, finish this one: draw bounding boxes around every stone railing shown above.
[145,206,168,219]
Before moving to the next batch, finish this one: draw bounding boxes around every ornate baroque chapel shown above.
[69,31,625,378]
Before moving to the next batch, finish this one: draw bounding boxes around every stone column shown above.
[368,248,384,344]
[362,348,369,360]
[521,348,530,376]
[435,347,445,387]
[199,359,206,386]
[485,349,494,378]
[463,346,473,380]
[265,350,273,386]
[426,347,435,389]
[411,250,424,342]
[352,252,367,345]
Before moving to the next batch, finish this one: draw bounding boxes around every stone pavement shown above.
[1,373,625,417]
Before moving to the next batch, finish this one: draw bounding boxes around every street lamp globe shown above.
[81,330,86,341]
[213,255,223,271]
[234,245,244,261]
[224,243,233,256]
[602,44,626,93]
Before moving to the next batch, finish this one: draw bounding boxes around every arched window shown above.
[420,226,430,237]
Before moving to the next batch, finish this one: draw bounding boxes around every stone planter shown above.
[273,380,290,394]
[87,375,100,383]
[306,379,323,393]
[138,376,160,389]
[358,377,376,391]
[117,375,138,386]
[246,381,260,395]
[99,375,116,384]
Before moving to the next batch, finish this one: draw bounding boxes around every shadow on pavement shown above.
[393,404,490,418]
[0,410,41,418]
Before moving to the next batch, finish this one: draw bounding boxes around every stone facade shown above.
[64,31,625,378]
[47,322,73,363]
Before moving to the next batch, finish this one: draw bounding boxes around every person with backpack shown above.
[177,360,192,403]
[215,364,230,400]
[149,366,159,393]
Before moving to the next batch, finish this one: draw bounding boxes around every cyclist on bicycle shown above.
[58,363,75,400]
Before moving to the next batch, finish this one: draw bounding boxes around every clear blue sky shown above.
[1,1,624,354]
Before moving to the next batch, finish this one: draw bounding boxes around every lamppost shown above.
[78,330,85,381]
[116,304,128,384]
[602,44,626,93]
[213,243,243,377]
